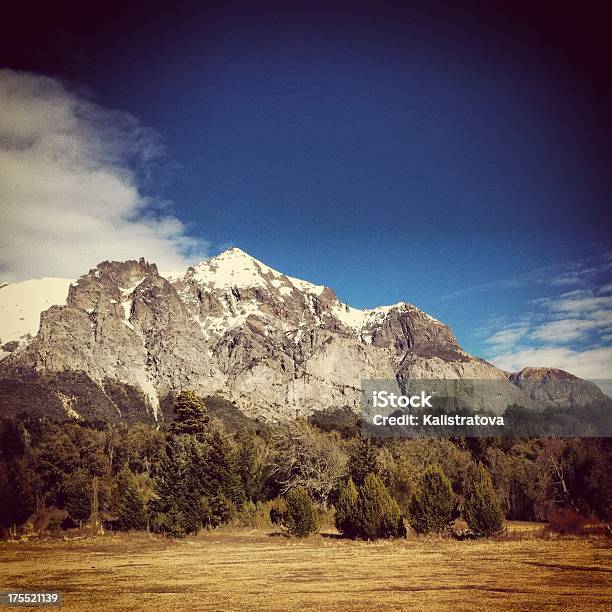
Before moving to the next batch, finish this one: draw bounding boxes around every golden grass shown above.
[0,526,610,611]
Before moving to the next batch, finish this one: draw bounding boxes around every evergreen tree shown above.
[114,466,147,531]
[170,391,209,439]
[464,463,505,536]
[334,478,358,537]
[0,459,37,531]
[353,473,406,539]
[283,487,320,537]
[203,430,246,512]
[149,437,203,537]
[59,468,92,525]
[349,438,379,486]
[408,465,455,534]
[236,433,266,502]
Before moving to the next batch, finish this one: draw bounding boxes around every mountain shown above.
[510,367,607,407]
[0,248,608,423]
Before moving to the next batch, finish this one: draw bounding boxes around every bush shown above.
[408,465,455,534]
[546,505,588,535]
[335,478,359,537]
[463,463,505,536]
[283,487,320,537]
[334,474,406,540]
[355,474,406,539]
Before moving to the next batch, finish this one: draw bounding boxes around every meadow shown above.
[1,525,610,611]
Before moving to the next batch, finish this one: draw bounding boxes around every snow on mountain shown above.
[0,278,72,359]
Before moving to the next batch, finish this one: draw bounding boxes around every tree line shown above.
[0,391,610,539]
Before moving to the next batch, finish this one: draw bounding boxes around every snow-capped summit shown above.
[181,247,325,296]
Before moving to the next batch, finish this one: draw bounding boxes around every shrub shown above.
[283,487,320,537]
[546,505,588,535]
[353,474,406,539]
[463,463,505,536]
[408,465,455,534]
[335,478,359,537]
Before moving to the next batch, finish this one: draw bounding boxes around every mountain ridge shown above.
[0,248,608,423]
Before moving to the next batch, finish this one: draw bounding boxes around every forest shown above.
[1,391,610,539]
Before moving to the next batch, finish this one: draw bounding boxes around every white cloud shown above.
[484,325,528,349]
[531,310,612,343]
[599,283,612,295]
[440,251,612,300]
[483,281,612,378]
[490,346,612,380]
[0,69,208,282]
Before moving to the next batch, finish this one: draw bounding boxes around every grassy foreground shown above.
[0,527,610,611]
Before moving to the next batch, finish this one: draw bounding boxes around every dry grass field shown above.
[1,525,611,611]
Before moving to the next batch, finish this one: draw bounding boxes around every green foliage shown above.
[236,433,267,502]
[58,468,92,524]
[0,458,37,530]
[349,438,379,486]
[334,478,358,537]
[170,391,209,438]
[149,437,204,537]
[464,463,505,536]
[0,412,610,541]
[201,494,236,528]
[283,487,320,537]
[113,466,147,531]
[408,465,455,534]
[353,474,406,539]
[335,473,405,539]
[202,430,246,510]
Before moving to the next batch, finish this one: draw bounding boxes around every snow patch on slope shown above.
[0,278,72,358]
[332,301,441,338]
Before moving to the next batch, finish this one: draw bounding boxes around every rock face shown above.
[4,258,222,420]
[510,367,608,407]
[0,248,607,422]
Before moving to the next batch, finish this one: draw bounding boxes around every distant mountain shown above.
[0,248,608,423]
[510,367,607,407]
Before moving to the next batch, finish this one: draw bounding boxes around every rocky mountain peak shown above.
[511,367,579,382]
[510,367,605,406]
[1,249,606,423]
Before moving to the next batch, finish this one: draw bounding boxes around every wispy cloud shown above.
[484,283,612,378]
[0,69,209,282]
[440,252,612,301]
[491,346,612,381]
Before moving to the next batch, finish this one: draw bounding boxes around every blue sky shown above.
[1,2,611,377]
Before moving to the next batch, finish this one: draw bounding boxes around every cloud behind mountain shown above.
[0,69,209,282]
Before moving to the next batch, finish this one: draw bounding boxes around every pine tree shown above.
[408,465,455,534]
[203,430,246,513]
[349,438,379,486]
[283,487,320,537]
[464,463,505,536]
[149,437,203,537]
[170,391,209,439]
[353,473,406,539]
[59,468,92,525]
[335,478,358,537]
[114,466,147,531]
